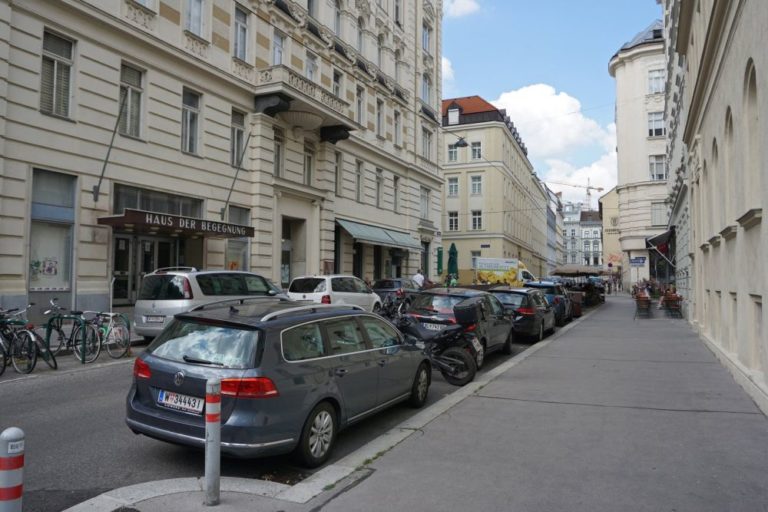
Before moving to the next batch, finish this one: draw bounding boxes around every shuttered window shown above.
[119,64,142,138]
[41,31,73,117]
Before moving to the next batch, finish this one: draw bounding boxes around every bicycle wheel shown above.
[11,331,37,374]
[0,342,7,377]
[34,332,58,370]
[48,321,68,356]
[71,323,101,363]
[105,316,131,359]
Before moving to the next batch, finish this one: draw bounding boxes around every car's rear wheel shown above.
[408,363,430,408]
[295,402,336,468]
[474,340,486,369]
[502,330,515,355]
[533,322,544,343]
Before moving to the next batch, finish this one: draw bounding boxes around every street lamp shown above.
[450,136,469,148]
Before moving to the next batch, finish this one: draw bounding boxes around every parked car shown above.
[287,275,382,312]
[488,287,556,342]
[525,281,572,326]
[134,268,285,340]
[125,301,431,467]
[405,288,514,368]
[371,278,422,305]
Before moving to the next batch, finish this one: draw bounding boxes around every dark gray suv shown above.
[125,299,431,467]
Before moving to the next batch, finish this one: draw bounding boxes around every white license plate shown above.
[157,390,204,414]
[471,337,483,352]
[423,323,445,331]
[145,315,165,323]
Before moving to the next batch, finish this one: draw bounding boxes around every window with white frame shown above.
[186,0,204,37]
[394,0,402,26]
[333,0,341,35]
[234,6,248,60]
[307,0,317,18]
[226,205,250,271]
[273,30,285,65]
[230,109,245,167]
[471,141,482,160]
[41,31,73,118]
[357,17,364,52]
[422,22,431,54]
[571,229,576,236]
[273,128,284,176]
[447,145,457,162]
[651,202,667,226]
[447,177,458,197]
[471,250,481,268]
[304,145,315,186]
[377,34,384,68]
[470,175,482,195]
[119,63,142,138]
[394,50,401,83]
[305,52,318,81]
[333,70,343,97]
[583,229,589,238]
[356,86,364,124]
[648,111,665,137]
[648,69,665,94]
[181,88,200,154]
[393,175,399,209]
[376,99,384,136]
[421,74,431,103]
[448,107,459,125]
[420,187,430,219]
[448,211,458,231]
[335,151,343,195]
[570,253,576,264]
[471,210,482,230]
[355,160,363,201]
[593,229,599,237]
[583,241,590,251]
[421,128,432,159]
[393,110,401,146]
[376,169,383,207]
[649,154,667,180]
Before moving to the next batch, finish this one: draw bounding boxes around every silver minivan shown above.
[134,268,284,339]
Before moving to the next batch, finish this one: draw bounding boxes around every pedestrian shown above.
[449,274,458,287]
[412,268,425,289]
[364,275,372,288]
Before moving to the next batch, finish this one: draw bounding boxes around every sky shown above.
[441,0,663,206]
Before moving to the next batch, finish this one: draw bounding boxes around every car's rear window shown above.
[139,275,186,301]
[196,273,270,296]
[148,320,259,369]
[373,280,400,289]
[410,294,466,314]
[492,292,525,307]
[289,278,326,293]
[529,285,557,295]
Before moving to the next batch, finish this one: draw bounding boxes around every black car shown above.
[488,287,556,342]
[405,288,514,368]
[525,281,573,326]
[372,278,422,304]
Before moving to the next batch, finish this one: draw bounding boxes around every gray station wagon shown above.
[125,299,431,467]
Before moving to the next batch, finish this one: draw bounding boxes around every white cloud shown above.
[445,0,480,18]
[441,56,455,82]
[542,150,617,208]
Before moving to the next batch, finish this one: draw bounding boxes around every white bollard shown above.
[0,427,24,512]
[204,379,221,506]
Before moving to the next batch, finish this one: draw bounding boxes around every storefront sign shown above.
[629,257,646,267]
[98,209,255,238]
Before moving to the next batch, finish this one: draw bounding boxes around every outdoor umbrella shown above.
[447,243,459,276]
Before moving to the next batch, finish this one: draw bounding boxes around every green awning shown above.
[337,219,421,250]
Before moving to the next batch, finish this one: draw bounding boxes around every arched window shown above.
[357,17,365,52]
[744,60,761,209]
[710,140,718,235]
[724,107,734,224]
[333,0,341,36]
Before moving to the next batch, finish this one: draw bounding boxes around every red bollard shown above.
[204,379,221,506]
[0,427,24,512]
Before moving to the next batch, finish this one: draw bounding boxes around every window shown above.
[583,241,590,251]
[307,0,317,17]
[41,31,73,117]
[233,6,248,60]
[421,128,432,159]
[181,88,200,154]
[583,230,589,238]
[447,145,457,162]
[324,318,366,355]
[376,169,383,207]
[471,210,482,230]
[226,205,250,271]
[448,211,458,231]
[570,253,576,264]
[304,145,315,186]
[394,50,401,83]
[421,74,431,103]
[393,175,399,209]
[282,323,324,361]
[230,110,245,167]
[376,99,384,136]
[305,52,318,81]
[648,111,665,137]
[393,110,401,146]
[422,22,431,54]
[273,128,284,176]
[649,154,667,180]
[362,317,401,349]
[356,86,364,124]
[471,141,482,160]
[335,152,343,195]
[273,30,285,65]
[470,175,482,195]
[420,187,430,219]
[571,229,576,237]
[593,230,599,237]
[651,202,667,226]
[447,108,460,125]
[471,251,481,269]
[333,0,341,35]
[447,177,458,196]
[394,0,402,26]
[357,17,365,52]
[119,64,142,138]
[377,34,384,67]
[186,0,204,36]
[333,70,343,97]
[648,69,665,94]
[355,160,363,201]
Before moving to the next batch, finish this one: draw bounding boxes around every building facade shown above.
[663,0,767,412]
[609,20,670,290]
[599,187,623,278]
[562,201,582,265]
[580,210,602,268]
[441,96,547,283]
[0,0,444,319]
[545,187,564,274]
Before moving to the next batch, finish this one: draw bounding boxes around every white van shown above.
[287,275,382,312]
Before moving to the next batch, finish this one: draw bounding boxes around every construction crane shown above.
[544,178,604,210]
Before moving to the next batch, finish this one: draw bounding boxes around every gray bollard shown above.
[204,379,221,506]
[0,427,24,512]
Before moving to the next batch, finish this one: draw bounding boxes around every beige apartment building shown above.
[0,0,444,318]
[662,0,767,412]
[599,187,622,278]
[441,96,547,283]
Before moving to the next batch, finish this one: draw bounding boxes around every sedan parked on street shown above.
[371,278,422,305]
[489,287,556,343]
[287,275,382,312]
[525,281,572,326]
[126,301,431,467]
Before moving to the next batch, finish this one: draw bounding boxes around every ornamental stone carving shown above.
[125,1,155,30]
[232,60,254,82]
[356,0,371,17]
[259,70,273,83]
[184,32,209,58]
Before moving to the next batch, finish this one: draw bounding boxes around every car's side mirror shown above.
[267,289,278,296]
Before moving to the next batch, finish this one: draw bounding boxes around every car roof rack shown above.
[154,266,198,273]
[189,296,289,312]
[260,304,365,322]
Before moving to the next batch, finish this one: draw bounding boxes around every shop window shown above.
[226,205,250,270]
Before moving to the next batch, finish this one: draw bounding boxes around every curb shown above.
[65,305,602,510]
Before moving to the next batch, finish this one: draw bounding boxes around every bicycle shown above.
[0,305,46,374]
[84,311,131,359]
[43,298,101,363]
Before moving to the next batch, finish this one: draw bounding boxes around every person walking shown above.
[412,269,425,289]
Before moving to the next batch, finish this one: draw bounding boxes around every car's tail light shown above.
[221,377,279,399]
[321,295,332,304]
[133,358,151,379]
[464,323,477,332]
[396,288,404,297]
[182,278,193,299]
[516,307,536,316]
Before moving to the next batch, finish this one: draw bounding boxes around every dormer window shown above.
[448,107,459,125]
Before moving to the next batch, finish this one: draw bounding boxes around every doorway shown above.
[112,235,178,305]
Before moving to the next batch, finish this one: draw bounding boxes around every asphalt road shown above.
[0,342,532,512]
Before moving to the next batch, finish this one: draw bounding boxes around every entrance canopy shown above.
[98,208,254,238]
[337,219,421,251]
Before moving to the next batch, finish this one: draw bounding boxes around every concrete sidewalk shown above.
[70,295,768,512]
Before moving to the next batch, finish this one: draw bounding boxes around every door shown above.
[486,296,511,349]
[360,316,413,403]
[135,237,177,303]
[112,236,133,306]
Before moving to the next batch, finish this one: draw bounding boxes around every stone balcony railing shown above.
[257,65,349,117]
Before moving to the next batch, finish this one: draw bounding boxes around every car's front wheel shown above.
[295,402,336,468]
